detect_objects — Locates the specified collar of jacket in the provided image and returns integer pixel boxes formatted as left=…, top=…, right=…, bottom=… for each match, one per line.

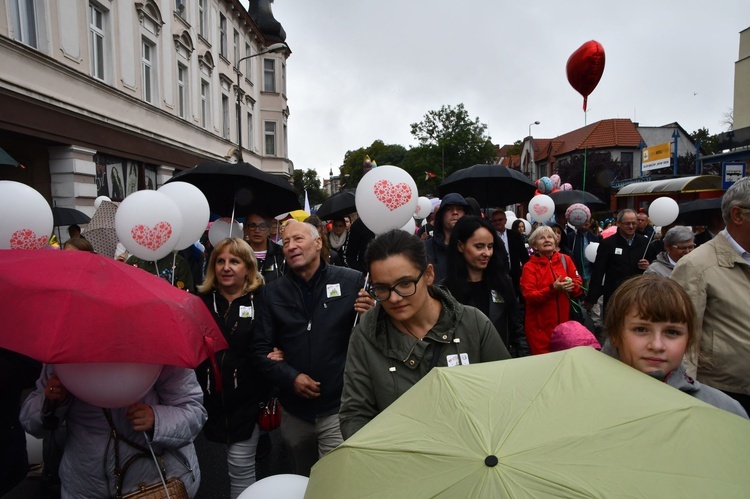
left=289, top=258, right=327, bottom=289
left=714, top=232, right=750, bottom=268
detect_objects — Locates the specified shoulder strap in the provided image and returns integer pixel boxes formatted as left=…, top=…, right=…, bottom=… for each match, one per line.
left=560, top=253, right=568, bottom=273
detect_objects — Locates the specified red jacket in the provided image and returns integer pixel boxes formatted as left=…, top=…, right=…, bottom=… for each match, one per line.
left=520, top=251, right=583, bottom=354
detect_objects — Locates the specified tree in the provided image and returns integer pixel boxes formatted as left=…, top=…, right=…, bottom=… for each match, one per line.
left=407, top=103, right=496, bottom=178
left=506, top=140, right=524, bottom=156
left=339, top=140, right=407, bottom=189
left=690, top=127, right=720, bottom=155
left=292, top=168, right=328, bottom=208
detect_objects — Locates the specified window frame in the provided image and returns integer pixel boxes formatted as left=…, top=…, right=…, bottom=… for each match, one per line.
left=177, top=63, right=188, bottom=119
left=222, top=93, right=230, bottom=139
left=11, top=0, right=38, bottom=48
left=200, top=80, right=210, bottom=129
left=141, top=39, right=156, bottom=104
left=264, top=121, right=276, bottom=156
left=263, top=58, right=276, bottom=93
left=219, top=13, right=227, bottom=58
left=89, top=3, right=106, bottom=81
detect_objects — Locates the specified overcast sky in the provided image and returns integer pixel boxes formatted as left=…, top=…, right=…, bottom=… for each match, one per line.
left=246, top=1, right=747, bottom=181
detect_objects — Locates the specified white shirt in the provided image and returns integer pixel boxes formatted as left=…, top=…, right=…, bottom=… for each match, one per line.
left=497, top=230, right=511, bottom=267
left=723, top=229, right=750, bottom=265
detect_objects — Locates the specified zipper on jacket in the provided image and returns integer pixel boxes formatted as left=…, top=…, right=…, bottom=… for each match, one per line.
left=206, top=368, right=211, bottom=395
left=233, top=369, right=238, bottom=389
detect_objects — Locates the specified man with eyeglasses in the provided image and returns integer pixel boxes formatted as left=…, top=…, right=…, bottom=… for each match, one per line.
left=672, top=177, right=750, bottom=414
left=583, top=209, right=649, bottom=314
left=644, top=226, right=695, bottom=277
left=252, top=221, right=373, bottom=476
left=243, top=212, right=286, bottom=283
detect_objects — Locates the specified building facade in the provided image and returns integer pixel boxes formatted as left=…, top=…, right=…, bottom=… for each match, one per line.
left=0, top=0, right=291, bottom=215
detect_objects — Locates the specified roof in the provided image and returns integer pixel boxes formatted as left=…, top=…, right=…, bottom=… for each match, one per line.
left=616, top=175, right=722, bottom=196
left=534, top=119, right=643, bottom=161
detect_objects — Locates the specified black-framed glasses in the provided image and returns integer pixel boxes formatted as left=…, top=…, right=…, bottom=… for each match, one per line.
left=247, top=223, right=268, bottom=231
left=368, top=268, right=426, bottom=302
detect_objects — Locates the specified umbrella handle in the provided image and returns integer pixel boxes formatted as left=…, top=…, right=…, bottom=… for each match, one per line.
left=352, top=272, right=369, bottom=329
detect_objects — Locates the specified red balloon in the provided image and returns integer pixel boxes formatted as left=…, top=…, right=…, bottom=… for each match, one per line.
left=566, top=40, right=605, bottom=111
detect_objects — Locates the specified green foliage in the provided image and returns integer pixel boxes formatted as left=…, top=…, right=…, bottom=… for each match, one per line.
left=506, top=140, right=524, bottom=156
left=690, top=127, right=720, bottom=156
left=292, top=168, right=329, bottom=207
left=339, top=140, right=408, bottom=189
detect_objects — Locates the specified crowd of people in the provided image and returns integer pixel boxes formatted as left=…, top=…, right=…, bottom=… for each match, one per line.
left=5, top=177, right=750, bottom=498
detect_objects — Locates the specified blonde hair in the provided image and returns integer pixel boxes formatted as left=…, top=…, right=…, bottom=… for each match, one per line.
left=605, top=274, right=697, bottom=355
left=198, top=237, right=264, bottom=294
left=528, top=225, right=555, bottom=248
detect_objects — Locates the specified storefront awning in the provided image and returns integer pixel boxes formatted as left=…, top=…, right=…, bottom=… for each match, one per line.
left=616, top=175, right=722, bottom=196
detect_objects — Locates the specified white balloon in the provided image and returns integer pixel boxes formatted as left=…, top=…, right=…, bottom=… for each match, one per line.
left=516, top=218, right=532, bottom=236
left=528, top=194, right=556, bottom=224
left=158, top=182, right=211, bottom=250
left=115, top=191, right=183, bottom=261
left=413, top=196, right=433, bottom=219
left=355, top=165, right=418, bottom=235
left=585, top=242, right=600, bottom=263
left=55, top=362, right=162, bottom=409
left=505, top=210, right=517, bottom=222
left=400, top=219, right=417, bottom=234
left=238, top=474, right=309, bottom=499
left=94, top=195, right=111, bottom=209
left=648, top=197, right=680, bottom=226
left=208, top=218, right=242, bottom=246
left=0, top=181, right=53, bottom=250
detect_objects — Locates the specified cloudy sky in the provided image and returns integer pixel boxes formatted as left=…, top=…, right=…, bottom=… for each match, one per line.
left=249, top=1, right=747, bottom=181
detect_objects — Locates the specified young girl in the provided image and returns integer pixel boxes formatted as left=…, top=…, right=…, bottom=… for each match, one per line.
left=605, top=274, right=748, bottom=418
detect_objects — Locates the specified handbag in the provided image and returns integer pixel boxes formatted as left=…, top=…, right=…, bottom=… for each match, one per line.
left=258, top=397, right=281, bottom=431
left=103, top=409, right=189, bottom=499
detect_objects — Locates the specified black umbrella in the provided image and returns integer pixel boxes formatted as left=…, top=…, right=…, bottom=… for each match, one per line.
left=549, top=190, right=608, bottom=213
left=438, top=164, right=536, bottom=207
left=52, top=207, right=91, bottom=227
left=316, top=191, right=356, bottom=220
left=167, top=161, right=300, bottom=217
left=677, top=197, right=723, bottom=225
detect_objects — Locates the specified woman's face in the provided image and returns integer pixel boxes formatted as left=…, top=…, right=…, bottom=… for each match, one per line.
left=516, top=222, right=525, bottom=234
left=214, top=248, right=248, bottom=292
left=458, top=227, right=494, bottom=275
left=616, top=308, right=689, bottom=376
left=533, top=231, right=557, bottom=256
left=369, top=254, right=433, bottom=323
left=552, top=227, right=563, bottom=244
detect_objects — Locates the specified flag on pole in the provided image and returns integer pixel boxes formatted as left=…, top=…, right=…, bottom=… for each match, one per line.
left=304, top=189, right=311, bottom=214
left=424, top=171, right=437, bottom=181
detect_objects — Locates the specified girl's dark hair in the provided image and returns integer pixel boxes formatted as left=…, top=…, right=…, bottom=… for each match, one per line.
left=444, top=216, right=511, bottom=305
left=365, top=229, right=427, bottom=271
left=511, top=219, right=525, bottom=233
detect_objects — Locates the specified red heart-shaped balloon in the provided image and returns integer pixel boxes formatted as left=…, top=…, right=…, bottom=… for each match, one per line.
left=566, top=40, right=605, bottom=111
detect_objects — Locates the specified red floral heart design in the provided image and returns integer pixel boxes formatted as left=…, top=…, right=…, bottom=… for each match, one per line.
left=373, top=180, right=412, bottom=212
left=131, top=222, right=173, bottom=251
left=533, top=204, right=549, bottom=216
left=10, top=229, right=48, bottom=249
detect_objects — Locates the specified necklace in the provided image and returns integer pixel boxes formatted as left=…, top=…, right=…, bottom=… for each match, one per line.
left=400, top=321, right=423, bottom=341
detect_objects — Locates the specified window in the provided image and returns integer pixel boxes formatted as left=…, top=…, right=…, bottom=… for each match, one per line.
left=177, top=64, right=187, bottom=119
left=219, top=14, right=227, bottom=58
left=245, top=43, right=252, bottom=78
left=247, top=112, right=254, bottom=150
left=89, top=4, right=105, bottom=80
left=233, top=29, right=240, bottom=66
left=281, top=62, right=287, bottom=95
left=11, top=0, right=38, bottom=48
left=198, top=0, right=206, bottom=37
left=222, top=94, right=230, bottom=139
left=142, top=40, right=156, bottom=104
left=283, top=124, right=288, bottom=157
left=264, top=121, right=276, bottom=156
left=621, top=152, right=634, bottom=170
left=175, top=0, right=185, bottom=16
left=200, top=80, right=210, bottom=128
left=263, top=59, right=275, bottom=92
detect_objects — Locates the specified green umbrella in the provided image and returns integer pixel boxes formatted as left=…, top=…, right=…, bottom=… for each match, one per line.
left=306, top=348, right=750, bottom=498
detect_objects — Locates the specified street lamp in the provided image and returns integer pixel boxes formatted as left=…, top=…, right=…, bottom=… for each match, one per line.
left=528, top=120, right=540, bottom=138
left=235, top=42, right=287, bottom=162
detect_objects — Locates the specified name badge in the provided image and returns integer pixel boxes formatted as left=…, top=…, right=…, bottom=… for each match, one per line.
left=491, top=290, right=503, bottom=304
left=326, top=283, right=341, bottom=298
left=239, top=305, right=253, bottom=319
left=446, top=353, right=470, bottom=367
left=615, top=248, right=623, bottom=255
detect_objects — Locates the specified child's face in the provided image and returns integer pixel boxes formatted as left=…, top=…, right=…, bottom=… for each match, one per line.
left=617, top=308, right=689, bottom=376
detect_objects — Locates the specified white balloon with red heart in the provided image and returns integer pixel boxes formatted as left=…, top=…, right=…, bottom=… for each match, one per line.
left=158, top=182, right=211, bottom=250
left=55, top=362, right=162, bottom=408
left=0, top=181, right=53, bottom=250
left=208, top=217, right=242, bottom=246
left=355, top=165, right=418, bottom=235
left=115, top=190, right=183, bottom=261
left=413, top=196, right=433, bottom=220
left=528, top=194, right=555, bottom=223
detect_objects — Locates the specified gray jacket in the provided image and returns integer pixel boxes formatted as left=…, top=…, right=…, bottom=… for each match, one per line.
left=644, top=251, right=675, bottom=277
left=658, top=363, right=748, bottom=419
left=339, top=286, right=510, bottom=439
left=21, top=365, right=206, bottom=498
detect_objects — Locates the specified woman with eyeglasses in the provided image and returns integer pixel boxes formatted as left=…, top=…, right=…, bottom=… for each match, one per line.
left=339, top=229, right=510, bottom=439
left=644, top=226, right=695, bottom=277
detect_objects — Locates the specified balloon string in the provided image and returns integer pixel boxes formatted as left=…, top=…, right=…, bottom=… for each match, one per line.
left=153, top=260, right=160, bottom=277
left=144, top=432, right=172, bottom=499
left=353, top=272, right=369, bottom=329
left=229, top=202, right=236, bottom=239
left=582, top=110, right=588, bottom=193
left=171, top=251, right=177, bottom=287
left=642, top=231, right=655, bottom=260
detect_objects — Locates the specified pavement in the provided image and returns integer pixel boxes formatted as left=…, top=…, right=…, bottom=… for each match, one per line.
left=4, top=429, right=294, bottom=499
